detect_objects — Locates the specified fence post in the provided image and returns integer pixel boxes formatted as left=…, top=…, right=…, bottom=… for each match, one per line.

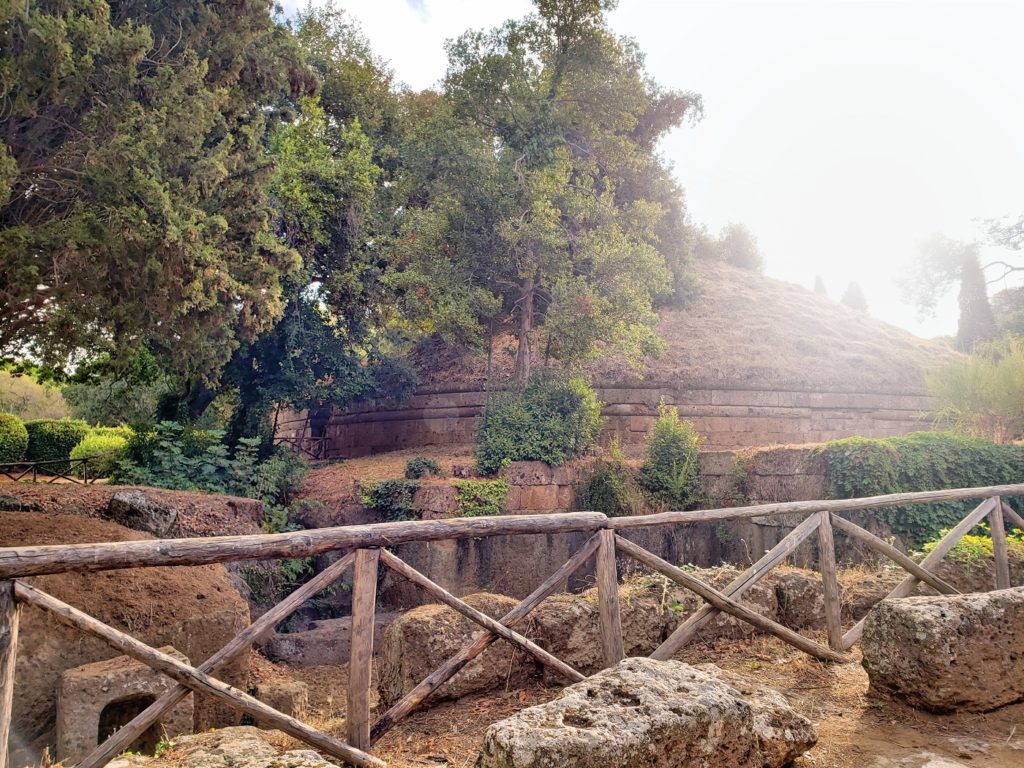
left=596, top=529, right=624, bottom=667
left=348, top=548, right=380, bottom=752
left=0, top=581, right=19, bottom=768
left=990, top=497, right=1010, bottom=590
left=816, top=511, right=844, bottom=650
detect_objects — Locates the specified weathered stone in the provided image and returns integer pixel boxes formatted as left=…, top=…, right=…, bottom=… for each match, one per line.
left=412, top=484, right=459, bottom=519
left=107, top=727, right=335, bottom=768
left=108, top=490, right=178, bottom=537
left=661, top=567, right=779, bottom=642
left=377, top=593, right=538, bottom=706
left=259, top=613, right=398, bottom=668
left=862, top=587, right=1024, bottom=712
left=477, top=658, right=816, bottom=768
left=501, top=461, right=552, bottom=486
left=772, top=568, right=826, bottom=630
left=57, top=648, right=194, bottom=765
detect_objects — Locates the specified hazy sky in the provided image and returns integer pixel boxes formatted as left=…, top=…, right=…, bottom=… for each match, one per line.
left=284, top=0, right=1024, bottom=339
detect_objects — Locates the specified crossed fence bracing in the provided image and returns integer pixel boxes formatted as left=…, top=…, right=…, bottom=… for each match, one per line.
left=0, top=456, right=101, bottom=485
left=0, top=484, right=1022, bottom=768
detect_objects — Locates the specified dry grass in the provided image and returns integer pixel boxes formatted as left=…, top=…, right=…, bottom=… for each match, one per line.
left=416, top=259, right=958, bottom=393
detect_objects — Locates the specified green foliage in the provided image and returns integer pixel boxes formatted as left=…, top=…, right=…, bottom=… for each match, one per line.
left=0, top=0, right=308, bottom=381
left=113, top=422, right=307, bottom=505
left=453, top=479, right=508, bottom=517
left=360, top=479, right=421, bottom=521
left=578, top=442, right=647, bottom=517
left=61, top=350, right=166, bottom=427
left=70, top=432, right=129, bottom=478
left=992, top=286, right=1024, bottom=337
left=692, top=223, right=763, bottom=272
left=922, top=525, right=1024, bottom=569
left=0, top=370, right=68, bottom=420
left=24, top=418, right=89, bottom=471
left=817, top=432, right=1024, bottom=547
left=640, top=403, right=702, bottom=509
left=474, top=373, right=604, bottom=475
left=927, top=335, right=1024, bottom=442
left=405, top=457, right=442, bottom=479
left=0, top=413, right=28, bottom=463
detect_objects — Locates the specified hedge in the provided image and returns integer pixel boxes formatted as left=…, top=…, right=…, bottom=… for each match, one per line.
left=70, top=431, right=130, bottom=478
left=24, top=418, right=89, bottom=472
left=0, top=413, right=28, bottom=463
left=816, top=431, right=1024, bottom=547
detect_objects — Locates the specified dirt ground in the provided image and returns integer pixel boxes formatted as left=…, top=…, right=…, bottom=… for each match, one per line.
left=250, top=632, right=1024, bottom=768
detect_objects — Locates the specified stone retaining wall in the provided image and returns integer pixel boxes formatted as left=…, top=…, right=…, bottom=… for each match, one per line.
left=295, top=382, right=934, bottom=459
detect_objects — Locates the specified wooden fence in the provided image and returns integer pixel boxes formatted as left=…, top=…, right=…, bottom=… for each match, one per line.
left=0, top=456, right=101, bottom=485
left=1, top=483, right=1023, bottom=768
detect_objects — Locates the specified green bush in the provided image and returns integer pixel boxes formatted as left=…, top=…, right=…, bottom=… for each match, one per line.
left=0, top=413, right=28, bottom=463
left=453, top=479, right=508, bottom=517
left=405, top=456, right=442, bottom=479
left=360, top=479, right=421, bottom=521
left=816, top=431, right=1024, bottom=547
left=578, top=441, right=647, bottom=517
left=24, top=418, right=89, bottom=471
left=70, top=431, right=129, bottom=478
left=474, top=372, right=604, bottom=475
left=639, top=403, right=701, bottom=509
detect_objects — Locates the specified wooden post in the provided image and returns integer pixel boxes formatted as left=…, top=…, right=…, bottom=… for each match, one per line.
left=15, top=581, right=385, bottom=768
left=347, top=549, right=380, bottom=753
left=990, top=497, right=1011, bottom=590
left=371, top=532, right=601, bottom=744
left=652, top=512, right=821, bottom=661
left=76, top=552, right=357, bottom=768
left=615, top=535, right=849, bottom=663
left=1002, top=500, right=1024, bottom=530
left=596, top=529, right=624, bottom=667
left=816, top=511, right=844, bottom=650
left=841, top=496, right=998, bottom=649
left=0, top=581, right=19, bottom=768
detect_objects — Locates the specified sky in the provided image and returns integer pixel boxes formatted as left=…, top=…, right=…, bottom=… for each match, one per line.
left=282, top=0, right=1024, bottom=339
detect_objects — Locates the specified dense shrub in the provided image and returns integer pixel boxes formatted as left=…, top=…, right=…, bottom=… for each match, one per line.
left=24, top=418, right=89, bottom=471
left=70, top=432, right=129, bottom=478
left=817, top=431, right=1024, bottom=547
left=405, top=456, right=442, bottom=479
left=453, top=479, right=508, bottom=517
left=578, top=441, right=647, bottom=517
left=359, top=479, right=421, bottom=521
left=0, top=413, right=28, bottom=463
left=640, top=403, right=701, bottom=509
left=113, top=421, right=307, bottom=505
left=474, top=372, right=604, bottom=475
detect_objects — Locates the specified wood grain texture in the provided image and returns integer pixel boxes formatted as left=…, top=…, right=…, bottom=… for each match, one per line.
left=614, top=535, right=850, bottom=664
left=348, top=549, right=380, bottom=751
left=378, top=549, right=584, bottom=683
left=77, top=552, right=357, bottom=768
left=817, top=511, right=844, bottom=650
left=828, top=515, right=958, bottom=596
left=0, top=582, right=18, bottom=768
left=841, top=496, right=998, bottom=650
left=15, top=581, right=385, bottom=768
left=371, top=533, right=601, bottom=743
left=651, top=512, right=821, bottom=661
left=990, top=498, right=1011, bottom=590
left=595, top=529, right=624, bottom=667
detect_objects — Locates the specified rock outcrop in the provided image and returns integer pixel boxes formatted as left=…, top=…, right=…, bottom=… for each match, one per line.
left=108, top=727, right=334, bottom=768
left=377, top=593, right=536, bottom=707
left=477, top=658, right=816, bottom=768
left=108, top=490, right=178, bottom=537
left=861, top=587, right=1024, bottom=712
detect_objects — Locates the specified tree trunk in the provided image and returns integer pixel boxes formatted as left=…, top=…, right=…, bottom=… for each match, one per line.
left=957, top=253, right=997, bottom=351
left=513, top=278, right=535, bottom=387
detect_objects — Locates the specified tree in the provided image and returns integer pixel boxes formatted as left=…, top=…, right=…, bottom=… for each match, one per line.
left=717, top=223, right=763, bottom=271
left=841, top=282, right=868, bottom=313
left=400, top=0, right=701, bottom=385
left=992, top=286, right=1024, bottom=337
left=0, top=1, right=310, bottom=382
left=903, top=235, right=996, bottom=351
left=813, top=275, right=828, bottom=296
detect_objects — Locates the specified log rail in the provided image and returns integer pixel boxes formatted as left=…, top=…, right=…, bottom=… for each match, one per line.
left=0, top=483, right=1021, bottom=768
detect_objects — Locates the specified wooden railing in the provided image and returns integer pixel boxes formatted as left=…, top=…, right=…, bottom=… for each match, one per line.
left=0, top=484, right=1022, bottom=768
left=0, top=456, right=101, bottom=485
